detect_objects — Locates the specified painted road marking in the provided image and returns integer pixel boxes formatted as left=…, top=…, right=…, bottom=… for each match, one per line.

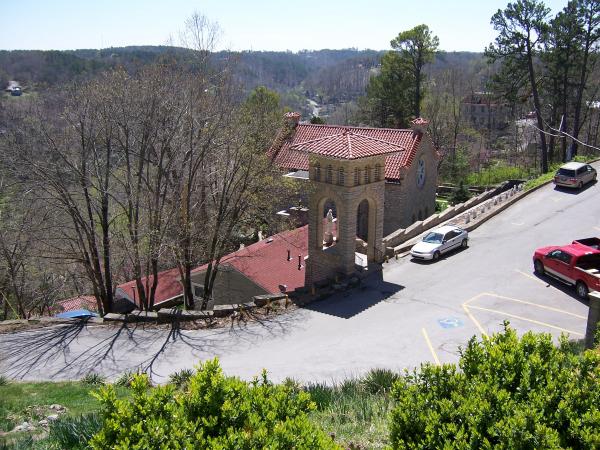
left=594, top=226, right=600, bottom=233
left=467, top=305, right=583, bottom=336
left=438, top=317, right=464, bottom=329
left=422, top=328, right=441, bottom=366
left=461, top=293, right=489, bottom=337
left=511, top=221, right=525, bottom=226
left=550, top=196, right=563, bottom=202
left=515, top=269, right=548, bottom=287
left=480, top=292, right=586, bottom=319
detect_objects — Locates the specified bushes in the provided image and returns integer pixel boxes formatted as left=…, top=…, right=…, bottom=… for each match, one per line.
left=90, top=359, right=339, bottom=449
left=389, top=323, right=600, bottom=449
left=449, top=181, right=470, bottom=205
left=465, top=163, right=530, bottom=186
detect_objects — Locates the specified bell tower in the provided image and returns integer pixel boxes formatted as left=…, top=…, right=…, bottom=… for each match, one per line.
left=306, top=151, right=386, bottom=287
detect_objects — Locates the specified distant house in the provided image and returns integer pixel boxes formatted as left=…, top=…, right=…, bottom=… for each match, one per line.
left=461, top=92, right=510, bottom=130
left=5, top=81, right=22, bottom=96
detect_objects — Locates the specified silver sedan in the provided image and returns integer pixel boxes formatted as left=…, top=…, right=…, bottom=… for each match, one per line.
left=410, top=225, right=469, bottom=261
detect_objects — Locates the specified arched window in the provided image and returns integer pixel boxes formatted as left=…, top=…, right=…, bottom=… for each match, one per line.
left=375, top=164, right=382, bottom=181
left=326, top=165, right=333, bottom=183
left=314, top=163, right=321, bottom=181
left=356, top=168, right=362, bottom=185
left=337, top=167, right=345, bottom=185
left=365, top=166, right=372, bottom=184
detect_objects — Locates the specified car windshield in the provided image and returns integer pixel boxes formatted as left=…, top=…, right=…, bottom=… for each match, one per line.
left=557, top=168, right=576, bottom=177
left=423, top=232, right=443, bottom=244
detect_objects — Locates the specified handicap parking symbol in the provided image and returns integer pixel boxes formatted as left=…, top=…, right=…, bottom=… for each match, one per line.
left=437, top=317, right=464, bottom=329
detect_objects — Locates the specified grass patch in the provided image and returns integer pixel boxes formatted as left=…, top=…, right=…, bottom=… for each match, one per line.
left=465, top=162, right=531, bottom=186
left=0, top=381, right=129, bottom=433
left=305, top=371, right=399, bottom=449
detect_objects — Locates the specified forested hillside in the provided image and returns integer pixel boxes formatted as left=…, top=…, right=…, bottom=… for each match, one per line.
left=0, top=46, right=484, bottom=118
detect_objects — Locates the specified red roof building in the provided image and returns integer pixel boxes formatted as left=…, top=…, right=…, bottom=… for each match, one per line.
left=115, top=267, right=184, bottom=309
left=55, top=295, right=98, bottom=313
left=268, top=115, right=440, bottom=235
left=113, top=226, right=311, bottom=310
left=190, top=226, right=310, bottom=306
left=268, top=121, right=427, bottom=182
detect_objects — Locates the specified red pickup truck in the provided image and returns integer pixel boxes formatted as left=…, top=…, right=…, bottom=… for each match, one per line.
left=533, top=238, right=600, bottom=298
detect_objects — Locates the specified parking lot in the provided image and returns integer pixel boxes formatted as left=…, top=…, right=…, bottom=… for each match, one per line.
left=1, top=166, right=598, bottom=383
left=383, top=176, right=598, bottom=367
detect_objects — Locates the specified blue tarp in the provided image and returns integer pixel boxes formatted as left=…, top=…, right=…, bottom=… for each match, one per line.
left=55, top=309, right=98, bottom=319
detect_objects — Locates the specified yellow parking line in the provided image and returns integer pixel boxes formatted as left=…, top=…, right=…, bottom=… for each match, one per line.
left=467, top=305, right=583, bottom=336
left=421, top=328, right=441, bottom=366
left=463, top=292, right=488, bottom=306
left=462, top=304, right=488, bottom=337
left=482, top=292, right=586, bottom=319
left=515, top=269, right=548, bottom=287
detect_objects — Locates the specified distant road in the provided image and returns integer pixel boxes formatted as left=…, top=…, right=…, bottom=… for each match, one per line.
left=1, top=161, right=599, bottom=383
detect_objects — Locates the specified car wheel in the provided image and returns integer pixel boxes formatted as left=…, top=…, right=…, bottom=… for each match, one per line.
left=534, top=259, right=544, bottom=275
left=433, top=251, right=440, bottom=261
left=461, top=239, right=468, bottom=249
left=576, top=281, right=589, bottom=299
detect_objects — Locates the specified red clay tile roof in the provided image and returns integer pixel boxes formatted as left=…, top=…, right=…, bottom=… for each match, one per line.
left=192, top=226, right=309, bottom=294
left=116, top=267, right=182, bottom=307
left=292, top=130, right=405, bottom=160
left=56, top=295, right=98, bottom=313
left=268, top=122, right=425, bottom=181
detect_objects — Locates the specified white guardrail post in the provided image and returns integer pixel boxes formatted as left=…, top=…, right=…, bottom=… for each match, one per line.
left=585, top=291, right=600, bottom=349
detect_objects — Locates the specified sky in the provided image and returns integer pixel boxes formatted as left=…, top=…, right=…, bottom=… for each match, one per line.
left=1, top=0, right=571, bottom=53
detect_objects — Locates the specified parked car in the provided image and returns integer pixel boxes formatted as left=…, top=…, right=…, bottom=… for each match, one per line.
left=553, top=162, right=597, bottom=189
left=533, top=239, right=600, bottom=298
left=410, top=225, right=468, bottom=261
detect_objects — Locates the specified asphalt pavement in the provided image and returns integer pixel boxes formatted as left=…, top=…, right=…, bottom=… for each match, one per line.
left=1, top=162, right=599, bottom=383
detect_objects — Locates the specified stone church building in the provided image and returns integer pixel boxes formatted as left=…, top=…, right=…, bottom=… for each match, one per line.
left=268, top=113, right=440, bottom=237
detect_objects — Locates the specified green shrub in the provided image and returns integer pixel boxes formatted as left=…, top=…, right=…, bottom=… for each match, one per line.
left=168, top=368, right=194, bottom=389
left=0, top=376, right=8, bottom=387
left=449, top=181, right=470, bottom=205
left=81, top=372, right=106, bottom=386
left=90, top=359, right=339, bottom=449
left=465, top=163, right=529, bottom=186
left=49, top=413, right=102, bottom=450
left=389, top=323, right=600, bottom=449
left=361, top=368, right=400, bottom=395
left=112, top=370, right=136, bottom=388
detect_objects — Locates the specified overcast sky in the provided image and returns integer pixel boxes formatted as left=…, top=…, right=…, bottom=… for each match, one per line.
left=1, top=0, right=570, bottom=52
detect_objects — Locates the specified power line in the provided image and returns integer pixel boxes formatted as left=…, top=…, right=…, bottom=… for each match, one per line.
left=525, top=117, right=600, bottom=153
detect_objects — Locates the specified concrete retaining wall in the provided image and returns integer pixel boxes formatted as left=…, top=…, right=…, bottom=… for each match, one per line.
left=382, top=187, right=499, bottom=250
